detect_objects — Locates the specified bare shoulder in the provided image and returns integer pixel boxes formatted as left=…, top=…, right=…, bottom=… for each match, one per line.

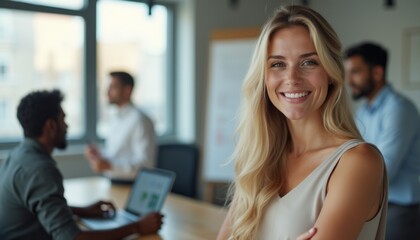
left=334, top=142, right=385, bottom=183
left=342, top=143, right=384, bottom=169
left=314, top=144, right=386, bottom=239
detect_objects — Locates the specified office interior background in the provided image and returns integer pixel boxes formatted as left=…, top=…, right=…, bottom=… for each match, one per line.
left=0, top=0, right=419, bottom=202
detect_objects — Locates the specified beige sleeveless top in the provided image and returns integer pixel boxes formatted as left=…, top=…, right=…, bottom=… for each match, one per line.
left=256, top=140, right=387, bottom=240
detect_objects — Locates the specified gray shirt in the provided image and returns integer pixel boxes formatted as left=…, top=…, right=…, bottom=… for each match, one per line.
left=0, top=138, right=81, bottom=240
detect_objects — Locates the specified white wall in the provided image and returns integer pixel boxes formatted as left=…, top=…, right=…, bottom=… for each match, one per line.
left=192, top=0, right=297, bottom=145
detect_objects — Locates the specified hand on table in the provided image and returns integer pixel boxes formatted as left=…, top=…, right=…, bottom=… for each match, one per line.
left=85, top=200, right=116, bottom=218
left=135, top=212, right=164, bottom=235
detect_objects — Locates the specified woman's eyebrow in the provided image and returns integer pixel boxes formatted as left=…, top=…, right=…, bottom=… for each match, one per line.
left=267, top=52, right=318, bottom=60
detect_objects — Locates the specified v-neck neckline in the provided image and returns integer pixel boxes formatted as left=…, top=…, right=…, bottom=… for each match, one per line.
left=278, top=139, right=358, bottom=199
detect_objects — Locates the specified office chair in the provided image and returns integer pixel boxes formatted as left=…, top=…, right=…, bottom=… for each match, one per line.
left=156, top=143, right=199, bottom=198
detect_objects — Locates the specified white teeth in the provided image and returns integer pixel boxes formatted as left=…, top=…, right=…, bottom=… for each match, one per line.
left=284, top=92, right=308, bottom=99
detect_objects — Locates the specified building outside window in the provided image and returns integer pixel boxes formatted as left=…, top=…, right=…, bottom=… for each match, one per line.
left=97, top=0, right=169, bottom=137
left=0, top=0, right=174, bottom=146
left=0, top=9, right=84, bottom=139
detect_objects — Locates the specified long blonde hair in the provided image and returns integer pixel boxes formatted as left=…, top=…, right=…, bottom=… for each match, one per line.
left=229, top=5, right=361, bottom=239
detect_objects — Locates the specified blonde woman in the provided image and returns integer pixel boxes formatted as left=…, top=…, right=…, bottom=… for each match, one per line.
left=217, top=5, right=387, bottom=240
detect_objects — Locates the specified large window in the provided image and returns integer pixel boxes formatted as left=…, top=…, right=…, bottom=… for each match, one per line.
left=0, top=9, right=84, bottom=139
left=0, top=0, right=174, bottom=146
left=97, top=0, right=169, bottom=136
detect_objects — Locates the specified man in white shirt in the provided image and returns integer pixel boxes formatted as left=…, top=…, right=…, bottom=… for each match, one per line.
left=85, top=71, right=156, bottom=183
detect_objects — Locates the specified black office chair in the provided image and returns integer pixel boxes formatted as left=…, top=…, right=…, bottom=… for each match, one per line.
left=156, top=143, right=199, bottom=198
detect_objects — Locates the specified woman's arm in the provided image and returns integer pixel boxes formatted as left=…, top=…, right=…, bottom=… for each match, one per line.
left=311, top=143, right=385, bottom=240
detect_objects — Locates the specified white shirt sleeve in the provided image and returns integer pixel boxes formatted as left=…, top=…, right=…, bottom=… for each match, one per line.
left=103, top=106, right=156, bottom=180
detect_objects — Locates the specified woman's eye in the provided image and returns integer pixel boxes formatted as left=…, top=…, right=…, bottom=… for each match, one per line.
left=271, top=62, right=285, bottom=68
left=302, top=60, right=317, bottom=66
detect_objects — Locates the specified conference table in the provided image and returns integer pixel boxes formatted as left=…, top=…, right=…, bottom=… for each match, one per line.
left=63, top=177, right=227, bottom=240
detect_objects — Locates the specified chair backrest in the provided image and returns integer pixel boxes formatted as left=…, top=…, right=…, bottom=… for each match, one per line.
left=156, top=143, right=199, bottom=198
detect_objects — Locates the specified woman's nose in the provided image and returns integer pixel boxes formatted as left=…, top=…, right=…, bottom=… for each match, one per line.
left=285, top=66, right=302, bottom=86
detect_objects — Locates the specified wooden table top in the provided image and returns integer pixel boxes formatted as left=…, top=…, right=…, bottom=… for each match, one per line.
left=64, top=177, right=227, bottom=240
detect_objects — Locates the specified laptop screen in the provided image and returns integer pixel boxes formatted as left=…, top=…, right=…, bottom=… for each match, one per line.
left=125, top=168, right=175, bottom=216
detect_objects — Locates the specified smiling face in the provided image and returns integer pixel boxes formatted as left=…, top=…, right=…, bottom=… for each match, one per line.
left=265, top=25, right=330, bottom=121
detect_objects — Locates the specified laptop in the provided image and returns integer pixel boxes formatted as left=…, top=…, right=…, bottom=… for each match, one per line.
left=80, top=167, right=176, bottom=230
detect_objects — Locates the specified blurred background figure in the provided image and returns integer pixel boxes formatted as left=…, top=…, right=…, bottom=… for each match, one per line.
left=0, top=89, right=162, bottom=239
left=85, top=71, right=156, bottom=184
left=344, top=42, right=420, bottom=240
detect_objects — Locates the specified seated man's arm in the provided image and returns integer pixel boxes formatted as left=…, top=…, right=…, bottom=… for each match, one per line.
left=19, top=167, right=81, bottom=240
left=70, top=200, right=116, bottom=218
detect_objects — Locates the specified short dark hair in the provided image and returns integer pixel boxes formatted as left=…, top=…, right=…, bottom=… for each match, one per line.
left=17, top=89, right=64, bottom=138
left=344, top=42, right=388, bottom=71
left=110, top=71, right=135, bottom=88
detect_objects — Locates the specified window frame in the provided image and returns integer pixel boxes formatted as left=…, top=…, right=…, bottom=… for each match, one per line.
left=0, top=0, right=176, bottom=150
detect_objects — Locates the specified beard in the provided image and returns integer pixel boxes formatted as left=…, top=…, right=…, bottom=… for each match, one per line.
left=350, top=75, right=375, bottom=100
left=55, top=132, right=67, bottom=150
left=108, top=98, right=118, bottom=105
left=56, top=140, right=67, bottom=149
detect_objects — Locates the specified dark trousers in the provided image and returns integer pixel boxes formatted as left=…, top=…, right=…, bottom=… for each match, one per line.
left=385, top=202, right=420, bottom=240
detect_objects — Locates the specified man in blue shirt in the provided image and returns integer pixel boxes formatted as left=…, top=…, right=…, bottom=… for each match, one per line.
left=344, top=42, right=420, bottom=239
left=0, top=90, right=163, bottom=240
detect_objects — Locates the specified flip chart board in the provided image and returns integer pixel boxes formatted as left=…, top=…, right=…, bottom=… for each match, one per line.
left=203, top=29, right=260, bottom=182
